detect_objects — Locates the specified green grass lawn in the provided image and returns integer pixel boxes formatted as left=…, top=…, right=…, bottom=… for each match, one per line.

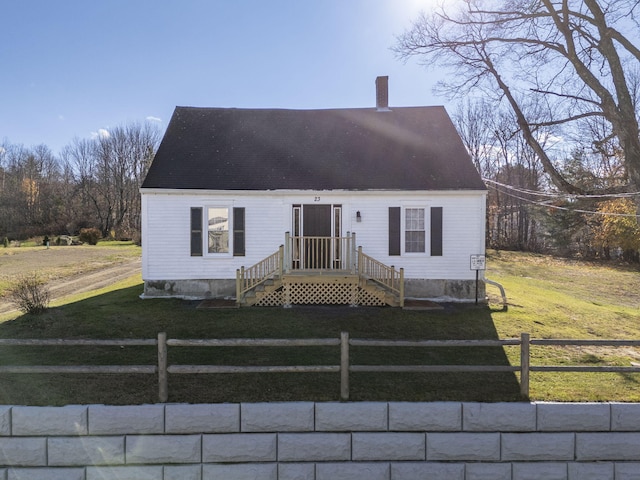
left=485, top=250, right=640, bottom=402
left=0, top=249, right=639, bottom=405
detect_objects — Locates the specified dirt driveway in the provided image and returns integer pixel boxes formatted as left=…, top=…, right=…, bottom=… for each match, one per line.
left=0, top=245, right=141, bottom=315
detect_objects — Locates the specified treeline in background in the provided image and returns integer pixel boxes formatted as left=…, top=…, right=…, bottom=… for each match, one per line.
left=0, top=123, right=159, bottom=245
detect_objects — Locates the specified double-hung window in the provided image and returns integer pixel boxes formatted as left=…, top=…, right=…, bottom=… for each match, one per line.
left=207, top=207, right=230, bottom=254
left=190, top=206, right=245, bottom=257
left=405, top=208, right=425, bottom=253
left=388, top=206, right=443, bottom=256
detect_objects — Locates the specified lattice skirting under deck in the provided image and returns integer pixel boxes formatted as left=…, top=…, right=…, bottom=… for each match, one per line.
left=284, top=281, right=359, bottom=305
left=253, top=281, right=389, bottom=306
left=254, top=289, right=284, bottom=307
left=357, top=286, right=387, bottom=307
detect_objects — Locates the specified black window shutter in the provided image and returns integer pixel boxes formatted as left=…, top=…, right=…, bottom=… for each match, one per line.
left=431, top=207, right=443, bottom=256
left=389, top=207, right=401, bottom=256
left=190, top=207, right=203, bottom=256
left=233, top=207, right=245, bottom=256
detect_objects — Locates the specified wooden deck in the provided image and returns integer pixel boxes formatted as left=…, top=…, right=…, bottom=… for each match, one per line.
left=236, top=234, right=404, bottom=307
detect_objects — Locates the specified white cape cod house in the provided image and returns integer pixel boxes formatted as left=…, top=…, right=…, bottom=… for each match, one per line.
left=140, top=77, right=487, bottom=306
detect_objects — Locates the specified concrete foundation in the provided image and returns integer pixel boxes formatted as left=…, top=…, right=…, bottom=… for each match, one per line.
left=404, top=279, right=485, bottom=303
left=142, top=278, right=486, bottom=303
left=142, top=279, right=236, bottom=300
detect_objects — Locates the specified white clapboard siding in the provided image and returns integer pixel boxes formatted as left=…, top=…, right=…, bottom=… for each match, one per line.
left=142, top=189, right=486, bottom=281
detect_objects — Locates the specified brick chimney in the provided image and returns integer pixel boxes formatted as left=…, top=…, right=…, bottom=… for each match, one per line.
left=375, top=76, right=390, bottom=111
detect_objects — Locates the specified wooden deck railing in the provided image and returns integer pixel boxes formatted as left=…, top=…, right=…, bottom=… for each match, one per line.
left=235, top=245, right=283, bottom=305
left=238, top=234, right=404, bottom=306
left=357, top=247, right=404, bottom=307
left=284, top=233, right=356, bottom=272
left=3, top=333, right=640, bottom=402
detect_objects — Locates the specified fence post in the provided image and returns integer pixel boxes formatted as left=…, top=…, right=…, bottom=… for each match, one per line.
left=520, top=332, right=530, bottom=398
left=399, top=268, right=405, bottom=308
left=158, top=332, right=168, bottom=403
left=340, top=331, right=350, bottom=401
left=235, top=269, right=241, bottom=307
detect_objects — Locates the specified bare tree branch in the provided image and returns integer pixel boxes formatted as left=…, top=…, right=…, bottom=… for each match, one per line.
left=394, top=0, right=640, bottom=200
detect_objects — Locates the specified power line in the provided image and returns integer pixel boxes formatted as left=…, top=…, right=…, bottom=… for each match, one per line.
left=483, top=179, right=640, bottom=218
left=482, top=178, right=640, bottom=199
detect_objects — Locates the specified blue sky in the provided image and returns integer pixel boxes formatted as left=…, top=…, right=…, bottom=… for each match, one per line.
left=1, top=0, right=448, bottom=155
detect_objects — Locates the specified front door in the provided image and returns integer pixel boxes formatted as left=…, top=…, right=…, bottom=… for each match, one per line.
left=302, top=205, right=331, bottom=269
left=303, top=205, right=332, bottom=237
left=292, top=204, right=342, bottom=269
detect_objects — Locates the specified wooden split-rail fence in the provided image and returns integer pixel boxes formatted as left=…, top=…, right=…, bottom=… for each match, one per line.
left=1, top=333, right=640, bottom=402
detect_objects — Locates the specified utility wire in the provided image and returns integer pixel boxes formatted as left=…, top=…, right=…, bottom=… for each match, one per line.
left=484, top=179, right=640, bottom=218
left=482, top=178, right=640, bottom=199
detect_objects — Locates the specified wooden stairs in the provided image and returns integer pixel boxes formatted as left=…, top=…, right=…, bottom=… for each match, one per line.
left=236, top=237, right=404, bottom=308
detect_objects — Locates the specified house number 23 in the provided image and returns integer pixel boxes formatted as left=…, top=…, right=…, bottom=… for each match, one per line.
left=314, top=196, right=321, bottom=202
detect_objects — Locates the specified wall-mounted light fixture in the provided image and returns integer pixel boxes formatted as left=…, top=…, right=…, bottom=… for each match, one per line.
left=356, top=211, right=362, bottom=222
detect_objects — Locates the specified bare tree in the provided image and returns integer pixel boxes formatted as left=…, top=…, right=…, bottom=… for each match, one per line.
left=0, top=140, right=7, bottom=193
left=394, top=0, right=640, bottom=198
left=454, top=100, right=546, bottom=250
left=453, top=99, right=498, bottom=178
left=60, top=138, right=102, bottom=234
left=63, top=122, right=159, bottom=239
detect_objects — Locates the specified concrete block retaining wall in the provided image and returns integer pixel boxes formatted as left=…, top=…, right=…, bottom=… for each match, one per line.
left=1, top=402, right=640, bottom=479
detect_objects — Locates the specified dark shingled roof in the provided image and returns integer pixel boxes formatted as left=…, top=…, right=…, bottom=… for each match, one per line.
left=141, top=106, right=486, bottom=191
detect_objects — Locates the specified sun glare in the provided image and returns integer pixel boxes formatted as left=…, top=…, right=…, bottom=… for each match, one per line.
left=391, top=0, right=447, bottom=22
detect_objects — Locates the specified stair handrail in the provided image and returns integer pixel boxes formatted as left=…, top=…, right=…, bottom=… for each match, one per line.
left=357, top=246, right=404, bottom=307
left=236, top=245, right=284, bottom=304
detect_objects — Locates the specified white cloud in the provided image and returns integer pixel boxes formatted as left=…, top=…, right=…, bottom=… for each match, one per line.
left=91, top=128, right=111, bottom=139
left=58, top=114, right=65, bottom=121
left=146, top=116, right=162, bottom=123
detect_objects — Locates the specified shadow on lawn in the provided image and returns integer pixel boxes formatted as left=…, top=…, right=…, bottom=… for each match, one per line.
left=0, top=287, right=524, bottom=405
